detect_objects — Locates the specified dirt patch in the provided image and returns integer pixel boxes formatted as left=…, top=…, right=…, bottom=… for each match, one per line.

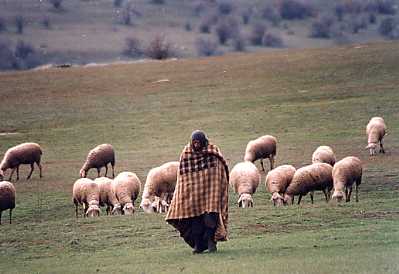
left=0, top=132, right=20, bottom=136
left=352, top=211, right=399, bottom=220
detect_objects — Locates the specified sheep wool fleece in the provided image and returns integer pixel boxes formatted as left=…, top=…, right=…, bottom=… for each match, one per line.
left=166, top=143, right=229, bottom=244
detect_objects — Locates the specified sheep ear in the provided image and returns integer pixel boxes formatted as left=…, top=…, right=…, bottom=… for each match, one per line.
left=364, top=145, right=370, bottom=150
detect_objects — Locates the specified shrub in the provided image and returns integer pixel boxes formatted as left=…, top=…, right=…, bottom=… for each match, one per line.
left=310, top=16, right=336, bottom=38
left=15, top=15, right=25, bottom=34
left=184, top=22, right=192, bottom=31
left=250, top=23, right=267, bottom=46
left=350, top=16, right=368, bottom=34
left=113, top=0, right=124, bottom=8
left=49, top=0, right=63, bottom=11
left=41, top=16, right=51, bottom=29
left=369, top=13, right=377, bottom=24
left=262, top=33, right=283, bottom=47
left=196, top=38, right=218, bottom=56
left=232, top=35, right=246, bottom=52
left=217, top=1, right=234, bottom=15
left=0, top=18, right=6, bottom=32
left=366, top=0, right=396, bottom=15
left=150, top=0, right=165, bottom=4
left=123, top=37, right=143, bottom=58
left=241, top=7, right=253, bottom=25
left=278, top=0, right=314, bottom=20
left=0, top=41, right=17, bottom=70
left=14, top=40, right=43, bottom=69
left=261, top=6, right=281, bottom=26
left=214, top=17, right=238, bottom=45
left=145, top=35, right=174, bottom=60
left=199, top=17, right=213, bottom=33
left=379, top=17, right=399, bottom=38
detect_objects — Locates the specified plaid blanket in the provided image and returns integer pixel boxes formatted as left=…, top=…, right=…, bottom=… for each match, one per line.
left=166, top=143, right=229, bottom=242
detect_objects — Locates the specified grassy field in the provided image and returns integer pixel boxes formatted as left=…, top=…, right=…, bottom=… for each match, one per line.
left=0, top=41, right=399, bottom=273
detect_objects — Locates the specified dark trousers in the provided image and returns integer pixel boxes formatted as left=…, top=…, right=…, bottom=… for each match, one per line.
left=191, top=212, right=218, bottom=251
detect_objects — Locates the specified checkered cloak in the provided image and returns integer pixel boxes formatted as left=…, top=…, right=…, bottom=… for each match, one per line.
left=166, top=143, right=229, bottom=243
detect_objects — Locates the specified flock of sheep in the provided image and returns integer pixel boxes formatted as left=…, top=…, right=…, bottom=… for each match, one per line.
left=0, top=116, right=388, bottom=223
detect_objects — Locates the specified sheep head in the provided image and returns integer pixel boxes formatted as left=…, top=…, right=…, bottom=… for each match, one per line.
left=157, top=199, right=169, bottom=213
left=283, top=193, right=294, bottom=205
left=0, top=169, right=4, bottom=181
left=123, top=203, right=135, bottom=215
left=86, top=205, right=100, bottom=217
left=271, top=192, right=284, bottom=207
left=140, top=198, right=157, bottom=213
left=365, top=143, right=377, bottom=156
left=111, top=204, right=122, bottom=215
left=238, top=193, right=253, bottom=208
left=79, top=168, right=87, bottom=178
left=332, top=190, right=345, bottom=202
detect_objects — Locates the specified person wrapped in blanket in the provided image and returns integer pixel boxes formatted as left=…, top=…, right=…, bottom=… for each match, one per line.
left=166, top=130, right=229, bottom=254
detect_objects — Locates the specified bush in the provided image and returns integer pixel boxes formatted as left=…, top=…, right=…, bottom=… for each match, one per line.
left=261, top=6, right=281, bottom=26
left=15, top=15, right=25, bottom=34
left=241, top=7, right=253, bottom=25
left=379, top=17, right=399, bottom=39
left=310, top=16, right=336, bottom=38
left=0, top=18, right=6, bottom=32
left=0, top=41, right=17, bottom=70
left=262, top=33, right=283, bottom=47
left=123, top=37, right=143, bottom=58
left=217, top=1, right=234, bottom=15
left=366, top=0, right=396, bottom=15
left=232, top=35, right=246, bottom=52
left=199, top=16, right=214, bottom=33
left=49, top=0, right=63, bottom=11
left=350, top=16, right=368, bottom=34
left=41, top=16, right=51, bottom=29
left=250, top=23, right=267, bottom=46
left=196, top=38, right=218, bottom=56
left=150, top=0, right=165, bottom=4
left=14, top=40, right=43, bottom=69
left=279, top=0, right=314, bottom=20
left=214, top=17, right=238, bottom=45
left=184, top=22, right=192, bottom=31
left=113, top=0, right=124, bottom=8
left=145, top=35, right=175, bottom=60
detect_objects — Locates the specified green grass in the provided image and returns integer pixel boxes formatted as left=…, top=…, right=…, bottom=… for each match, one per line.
left=1, top=42, right=399, bottom=273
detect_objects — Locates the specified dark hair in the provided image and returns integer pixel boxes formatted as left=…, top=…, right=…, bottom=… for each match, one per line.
left=191, top=130, right=209, bottom=149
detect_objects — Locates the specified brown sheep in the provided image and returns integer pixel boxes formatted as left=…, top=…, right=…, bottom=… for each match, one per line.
left=332, top=156, right=362, bottom=202
left=0, top=181, right=16, bottom=224
left=111, top=172, right=141, bottom=215
left=80, top=144, right=115, bottom=178
left=244, top=135, right=277, bottom=172
left=72, top=178, right=101, bottom=218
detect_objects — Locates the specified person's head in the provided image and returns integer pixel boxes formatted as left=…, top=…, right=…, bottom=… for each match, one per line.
left=190, top=130, right=209, bottom=151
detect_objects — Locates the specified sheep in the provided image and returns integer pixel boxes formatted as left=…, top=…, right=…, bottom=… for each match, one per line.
left=283, top=163, right=333, bottom=205
left=140, top=161, right=178, bottom=213
left=94, top=177, right=122, bottom=215
left=111, top=171, right=141, bottom=215
left=366, top=117, right=387, bottom=156
left=265, top=164, right=296, bottom=207
left=244, top=135, right=277, bottom=172
left=0, top=181, right=16, bottom=225
left=72, top=178, right=101, bottom=218
left=332, top=156, right=362, bottom=203
left=79, top=144, right=115, bottom=178
left=229, top=161, right=261, bottom=208
left=0, top=142, right=42, bottom=181
left=312, top=145, right=336, bottom=166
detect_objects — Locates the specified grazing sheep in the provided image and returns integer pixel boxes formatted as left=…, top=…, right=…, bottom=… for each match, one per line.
left=312, top=145, right=336, bottom=166
left=332, top=156, right=362, bottom=203
left=94, top=177, right=122, bottom=215
left=0, top=142, right=42, bottom=181
left=80, top=144, right=115, bottom=178
left=229, top=162, right=261, bottom=208
left=72, top=178, right=101, bottom=218
left=244, top=135, right=277, bottom=171
left=265, top=165, right=296, bottom=207
left=140, top=161, right=178, bottom=213
left=284, top=163, right=333, bottom=205
left=111, top=172, right=141, bottom=215
left=0, top=181, right=16, bottom=225
left=366, top=117, right=387, bottom=156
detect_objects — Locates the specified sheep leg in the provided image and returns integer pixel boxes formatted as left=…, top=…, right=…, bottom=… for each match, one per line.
left=75, top=205, right=79, bottom=218
left=9, top=209, right=12, bottom=224
left=310, top=192, right=314, bottom=204
left=297, top=195, right=302, bottom=205
left=0, top=211, right=2, bottom=225
left=16, top=166, right=20, bottom=181
left=355, top=183, right=359, bottom=202
left=8, top=168, right=16, bottom=181
left=27, top=163, right=34, bottom=180
left=37, top=161, right=42, bottom=178
left=260, top=159, right=265, bottom=172
left=347, top=187, right=353, bottom=202
left=269, top=155, right=275, bottom=170
left=104, top=164, right=109, bottom=177
left=111, top=164, right=115, bottom=178
left=97, top=168, right=101, bottom=178
left=322, top=189, right=329, bottom=202
left=380, top=140, right=385, bottom=153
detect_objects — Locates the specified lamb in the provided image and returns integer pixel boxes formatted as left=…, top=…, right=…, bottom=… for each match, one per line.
left=244, top=135, right=277, bottom=171
left=72, top=178, right=101, bottom=218
left=283, top=163, right=333, bottom=205
left=312, top=145, right=336, bottom=166
left=0, top=142, right=43, bottom=181
left=229, top=161, right=261, bottom=208
left=94, top=177, right=122, bottom=215
left=265, top=165, right=296, bottom=207
left=0, top=181, right=16, bottom=225
left=366, top=117, right=387, bottom=156
left=80, top=144, right=115, bottom=178
left=111, top=171, right=141, bottom=215
left=332, top=156, right=362, bottom=203
left=140, top=161, right=179, bottom=213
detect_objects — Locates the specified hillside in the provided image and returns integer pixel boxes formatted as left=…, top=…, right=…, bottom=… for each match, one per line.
left=1, top=0, right=399, bottom=70
left=0, top=42, right=399, bottom=273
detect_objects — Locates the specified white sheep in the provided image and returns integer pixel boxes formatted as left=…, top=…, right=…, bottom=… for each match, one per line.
left=0, top=181, right=16, bottom=225
left=366, top=117, right=387, bottom=156
left=229, top=161, right=261, bottom=208
left=94, top=177, right=122, bottom=215
left=244, top=135, right=277, bottom=172
left=265, top=164, right=296, bottom=206
left=0, top=142, right=43, bottom=181
left=140, top=161, right=178, bottom=213
left=283, top=163, right=333, bottom=205
left=72, top=178, right=101, bottom=218
left=111, top=171, right=141, bottom=215
left=80, top=144, right=115, bottom=178
left=332, top=156, right=362, bottom=203
left=312, top=145, right=336, bottom=166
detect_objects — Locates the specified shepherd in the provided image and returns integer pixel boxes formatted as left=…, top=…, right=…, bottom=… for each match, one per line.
left=166, top=130, right=229, bottom=254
